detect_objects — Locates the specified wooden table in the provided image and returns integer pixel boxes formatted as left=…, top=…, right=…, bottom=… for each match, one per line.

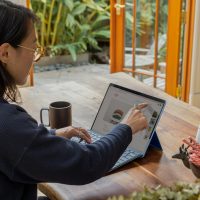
left=20, top=72, right=200, bottom=200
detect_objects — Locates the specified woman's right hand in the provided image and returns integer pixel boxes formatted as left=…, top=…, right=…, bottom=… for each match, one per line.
left=121, top=103, right=148, bottom=134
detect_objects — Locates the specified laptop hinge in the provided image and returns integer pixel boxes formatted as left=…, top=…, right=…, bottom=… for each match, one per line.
left=149, top=131, right=162, bottom=151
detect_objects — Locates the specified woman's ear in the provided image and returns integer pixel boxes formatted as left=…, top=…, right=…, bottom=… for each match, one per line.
left=0, top=43, right=10, bottom=64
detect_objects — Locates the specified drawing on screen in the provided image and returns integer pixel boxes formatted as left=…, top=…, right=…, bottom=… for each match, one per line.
left=103, top=98, right=132, bottom=125
left=110, top=109, right=124, bottom=124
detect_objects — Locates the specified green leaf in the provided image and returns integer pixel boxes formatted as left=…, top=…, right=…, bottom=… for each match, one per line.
left=79, top=41, right=87, bottom=51
left=66, top=14, right=76, bottom=27
left=80, top=24, right=91, bottom=32
left=72, top=4, right=86, bottom=16
left=63, top=0, right=74, bottom=11
left=92, top=15, right=110, bottom=29
left=87, top=37, right=101, bottom=50
left=92, top=30, right=110, bottom=38
left=41, top=0, right=47, bottom=3
left=83, top=0, right=104, bottom=12
left=66, top=44, right=77, bottom=61
left=125, top=12, right=133, bottom=30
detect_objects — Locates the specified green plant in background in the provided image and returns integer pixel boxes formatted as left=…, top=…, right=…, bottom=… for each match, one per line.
left=136, top=0, right=168, bottom=59
left=136, top=0, right=168, bottom=36
left=125, top=0, right=168, bottom=60
left=107, top=180, right=200, bottom=200
left=30, top=0, right=110, bottom=61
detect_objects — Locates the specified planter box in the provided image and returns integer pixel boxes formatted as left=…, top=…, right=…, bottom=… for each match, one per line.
left=36, top=53, right=89, bottom=66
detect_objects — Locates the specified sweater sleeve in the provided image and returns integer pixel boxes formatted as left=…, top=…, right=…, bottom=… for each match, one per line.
left=12, top=123, right=132, bottom=185
left=49, top=129, right=56, bottom=135
left=0, top=103, right=132, bottom=185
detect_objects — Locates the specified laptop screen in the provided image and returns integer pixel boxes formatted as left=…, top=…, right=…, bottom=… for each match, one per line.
left=91, top=84, right=166, bottom=154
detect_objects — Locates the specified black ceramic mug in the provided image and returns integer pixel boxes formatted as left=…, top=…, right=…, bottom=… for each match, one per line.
left=40, top=101, right=72, bottom=129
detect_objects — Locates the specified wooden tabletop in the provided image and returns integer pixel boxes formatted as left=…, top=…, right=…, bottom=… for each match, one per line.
left=20, top=72, right=200, bottom=200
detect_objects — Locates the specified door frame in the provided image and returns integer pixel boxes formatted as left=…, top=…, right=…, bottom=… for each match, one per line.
left=110, top=0, right=125, bottom=73
left=165, top=0, right=183, bottom=97
left=27, top=0, right=34, bottom=86
left=181, top=0, right=196, bottom=102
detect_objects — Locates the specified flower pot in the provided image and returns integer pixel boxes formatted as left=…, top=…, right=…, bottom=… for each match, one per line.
left=36, top=53, right=89, bottom=67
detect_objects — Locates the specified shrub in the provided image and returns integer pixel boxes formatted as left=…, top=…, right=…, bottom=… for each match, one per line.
left=30, top=0, right=110, bottom=61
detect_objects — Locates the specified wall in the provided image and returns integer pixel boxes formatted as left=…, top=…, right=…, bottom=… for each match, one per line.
left=190, top=0, right=200, bottom=108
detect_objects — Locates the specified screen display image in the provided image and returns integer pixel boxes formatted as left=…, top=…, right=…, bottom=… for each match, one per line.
left=91, top=84, right=165, bottom=153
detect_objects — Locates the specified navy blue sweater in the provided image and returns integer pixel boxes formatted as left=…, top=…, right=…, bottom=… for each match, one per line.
left=0, top=99, right=132, bottom=200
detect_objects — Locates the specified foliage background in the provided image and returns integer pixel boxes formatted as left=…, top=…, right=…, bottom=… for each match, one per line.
left=30, top=0, right=110, bottom=61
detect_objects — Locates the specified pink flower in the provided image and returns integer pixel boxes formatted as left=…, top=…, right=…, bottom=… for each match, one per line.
left=182, top=136, right=200, bottom=167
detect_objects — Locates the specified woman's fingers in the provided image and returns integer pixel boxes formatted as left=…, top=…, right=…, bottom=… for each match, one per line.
left=136, top=103, right=148, bottom=110
left=140, top=116, right=148, bottom=129
left=78, top=128, right=91, bottom=140
left=76, top=128, right=91, bottom=144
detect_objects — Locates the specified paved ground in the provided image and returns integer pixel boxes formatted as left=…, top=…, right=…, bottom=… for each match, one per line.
left=33, top=63, right=165, bottom=91
left=33, top=64, right=110, bottom=86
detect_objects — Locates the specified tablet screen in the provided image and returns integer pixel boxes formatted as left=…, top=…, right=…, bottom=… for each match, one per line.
left=91, top=84, right=165, bottom=153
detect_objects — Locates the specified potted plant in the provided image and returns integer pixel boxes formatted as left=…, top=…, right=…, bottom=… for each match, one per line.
left=107, top=180, right=200, bottom=200
left=172, top=136, right=200, bottom=178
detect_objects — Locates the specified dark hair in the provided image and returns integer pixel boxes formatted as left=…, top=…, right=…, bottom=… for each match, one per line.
left=0, top=0, right=37, bottom=103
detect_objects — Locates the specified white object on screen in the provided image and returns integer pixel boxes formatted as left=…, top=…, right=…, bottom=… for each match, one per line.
left=195, top=125, right=200, bottom=143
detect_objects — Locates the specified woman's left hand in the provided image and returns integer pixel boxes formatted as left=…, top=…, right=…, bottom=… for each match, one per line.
left=55, top=126, right=92, bottom=144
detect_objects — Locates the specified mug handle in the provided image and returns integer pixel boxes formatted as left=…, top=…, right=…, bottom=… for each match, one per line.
left=40, top=108, right=50, bottom=127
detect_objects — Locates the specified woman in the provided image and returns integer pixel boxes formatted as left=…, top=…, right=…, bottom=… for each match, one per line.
left=0, top=1, right=148, bottom=200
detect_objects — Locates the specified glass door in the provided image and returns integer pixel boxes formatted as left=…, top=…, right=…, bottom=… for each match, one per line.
left=110, top=0, right=195, bottom=100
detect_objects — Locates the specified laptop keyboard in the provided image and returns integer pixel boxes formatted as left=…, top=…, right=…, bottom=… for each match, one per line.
left=71, top=130, right=142, bottom=171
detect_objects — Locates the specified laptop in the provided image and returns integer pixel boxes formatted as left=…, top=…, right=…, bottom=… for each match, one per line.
left=74, top=83, right=166, bottom=171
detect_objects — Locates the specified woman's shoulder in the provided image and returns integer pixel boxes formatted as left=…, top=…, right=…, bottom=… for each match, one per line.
left=0, top=100, right=37, bottom=127
left=0, top=100, right=26, bottom=114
